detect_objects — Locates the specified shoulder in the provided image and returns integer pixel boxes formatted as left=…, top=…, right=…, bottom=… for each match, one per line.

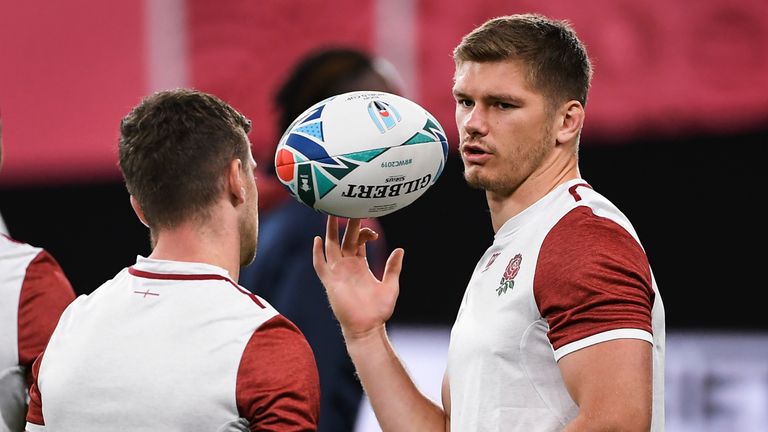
left=23, top=250, right=76, bottom=296
left=0, top=234, right=42, bottom=270
left=0, top=235, right=74, bottom=295
left=535, top=205, right=655, bottom=352
left=241, top=314, right=317, bottom=369
left=15, top=242, right=76, bottom=318
left=539, top=204, right=649, bottom=276
left=236, top=315, right=320, bottom=428
left=15, top=245, right=77, bottom=369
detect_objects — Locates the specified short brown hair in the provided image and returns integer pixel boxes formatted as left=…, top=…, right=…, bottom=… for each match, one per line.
left=453, top=13, right=593, bottom=109
left=118, top=88, right=252, bottom=229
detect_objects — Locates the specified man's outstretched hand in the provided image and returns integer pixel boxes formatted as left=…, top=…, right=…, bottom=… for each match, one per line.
left=312, top=216, right=404, bottom=340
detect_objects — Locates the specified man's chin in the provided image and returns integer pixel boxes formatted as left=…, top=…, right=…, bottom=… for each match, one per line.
left=463, top=171, right=485, bottom=191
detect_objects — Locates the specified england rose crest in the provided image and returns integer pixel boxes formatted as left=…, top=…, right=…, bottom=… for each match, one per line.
left=496, top=253, right=522, bottom=295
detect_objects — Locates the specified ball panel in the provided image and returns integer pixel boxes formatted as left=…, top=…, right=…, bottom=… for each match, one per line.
left=275, top=149, right=296, bottom=183
left=284, top=131, right=330, bottom=161
left=341, top=148, right=388, bottom=163
left=314, top=157, right=359, bottom=184
left=311, top=164, right=337, bottom=199
left=293, top=122, right=324, bottom=141
left=424, top=113, right=450, bottom=159
left=295, top=163, right=316, bottom=208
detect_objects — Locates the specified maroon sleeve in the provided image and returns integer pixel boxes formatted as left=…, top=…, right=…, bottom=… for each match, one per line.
left=534, top=207, right=655, bottom=351
left=25, top=350, right=45, bottom=426
left=236, top=314, right=321, bottom=431
left=18, top=250, right=77, bottom=388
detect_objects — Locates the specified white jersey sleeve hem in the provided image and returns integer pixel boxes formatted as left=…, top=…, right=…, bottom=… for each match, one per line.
left=554, top=328, right=653, bottom=361
left=25, top=422, right=45, bottom=432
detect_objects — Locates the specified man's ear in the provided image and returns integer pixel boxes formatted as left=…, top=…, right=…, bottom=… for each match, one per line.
left=555, top=101, right=585, bottom=145
left=228, top=158, right=246, bottom=205
left=130, top=195, right=149, bottom=227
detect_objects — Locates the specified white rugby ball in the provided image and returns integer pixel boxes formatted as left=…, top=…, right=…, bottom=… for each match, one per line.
left=274, top=90, right=449, bottom=218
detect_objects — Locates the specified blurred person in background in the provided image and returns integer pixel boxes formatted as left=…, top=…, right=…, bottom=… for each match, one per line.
left=238, top=47, right=403, bottom=432
left=24, top=89, right=320, bottom=431
left=313, top=13, right=665, bottom=432
left=0, top=113, right=76, bottom=432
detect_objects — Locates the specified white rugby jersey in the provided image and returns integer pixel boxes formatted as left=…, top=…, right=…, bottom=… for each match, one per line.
left=447, top=179, right=665, bottom=431
left=0, top=235, right=75, bottom=432
left=26, top=256, right=320, bottom=432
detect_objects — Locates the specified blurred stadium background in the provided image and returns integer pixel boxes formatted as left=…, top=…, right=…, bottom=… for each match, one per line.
left=1, top=1, right=766, bottom=430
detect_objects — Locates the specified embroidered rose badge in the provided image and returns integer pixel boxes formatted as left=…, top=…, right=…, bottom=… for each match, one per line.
left=496, top=253, right=522, bottom=296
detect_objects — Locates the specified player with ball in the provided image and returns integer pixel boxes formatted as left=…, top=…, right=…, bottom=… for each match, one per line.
left=309, top=13, right=665, bottom=432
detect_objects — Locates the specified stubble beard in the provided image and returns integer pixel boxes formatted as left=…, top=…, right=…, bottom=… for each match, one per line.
left=462, top=129, right=553, bottom=196
left=239, top=208, right=258, bottom=267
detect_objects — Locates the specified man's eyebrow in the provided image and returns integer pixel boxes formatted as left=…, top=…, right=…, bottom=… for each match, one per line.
left=486, top=91, right=527, bottom=103
left=451, top=88, right=467, bottom=98
left=452, top=90, right=525, bottom=105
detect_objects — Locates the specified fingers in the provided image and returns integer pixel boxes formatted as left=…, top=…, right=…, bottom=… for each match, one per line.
left=312, top=236, right=327, bottom=279
left=358, top=227, right=379, bottom=243
left=382, top=248, right=405, bottom=286
left=324, top=215, right=341, bottom=262
left=341, top=218, right=362, bottom=256
left=356, top=227, right=379, bottom=257
left=322, top=216, right=382, bottom=261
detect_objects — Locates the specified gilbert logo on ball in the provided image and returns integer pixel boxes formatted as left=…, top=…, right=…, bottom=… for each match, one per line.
left=274, top=90, right=449, bottom=218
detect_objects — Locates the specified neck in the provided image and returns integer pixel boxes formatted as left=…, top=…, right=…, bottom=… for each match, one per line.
left=487, top=151, right=580, bottom=233
left=148, top=207, right=242, bottom=281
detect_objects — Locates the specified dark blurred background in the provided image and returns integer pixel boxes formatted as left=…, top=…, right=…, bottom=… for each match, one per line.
left=1, top=0, right=766, bottom=330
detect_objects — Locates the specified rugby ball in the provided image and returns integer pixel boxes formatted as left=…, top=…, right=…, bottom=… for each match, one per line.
left=274, top=90, right=449, bottom=218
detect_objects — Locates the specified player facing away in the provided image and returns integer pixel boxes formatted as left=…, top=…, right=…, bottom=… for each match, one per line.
left=25, top=88, right=320, bottom=432
left=312, top=13, right=665, bottom=432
